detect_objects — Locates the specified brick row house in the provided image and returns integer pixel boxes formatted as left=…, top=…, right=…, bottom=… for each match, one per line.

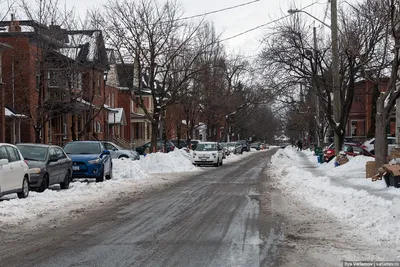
left=0, top=19, right=121, bottom=146
left=346, top=79, right=394, bottom=142
left=0, top=18, right=203, bottom=148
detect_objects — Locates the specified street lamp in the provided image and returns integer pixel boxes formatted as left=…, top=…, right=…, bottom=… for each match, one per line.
left=287, top=9, right=331, bottom=29
left=288, top=2, right=341, bottom=155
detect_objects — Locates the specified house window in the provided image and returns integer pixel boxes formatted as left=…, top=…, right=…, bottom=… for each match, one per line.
left=70, top=72, right=82, bottom=90
left=48, top=71, right=60, bottom=88
left=62, top=115, right=68, bottom=139
left=97, top=75, right=101, bottom=96
left=95, top=121, right=102, bottom=133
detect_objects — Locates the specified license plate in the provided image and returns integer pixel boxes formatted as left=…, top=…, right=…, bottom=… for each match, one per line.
left=72, top=166, right=79, bottom=171
left=201, top=158, right=207, bottom=161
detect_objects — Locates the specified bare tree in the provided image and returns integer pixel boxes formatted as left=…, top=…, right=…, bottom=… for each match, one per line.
left=96, top=0, right=208, bottom=151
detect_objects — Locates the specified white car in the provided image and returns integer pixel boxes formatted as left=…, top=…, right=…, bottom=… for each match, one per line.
left=363, top=137, right=397, bottom=154
left=0, top=143, right=30, bottom=198
left=192, top=142, right=224, bottom=167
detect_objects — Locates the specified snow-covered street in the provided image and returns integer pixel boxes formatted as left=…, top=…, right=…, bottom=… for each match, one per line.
left=0, top=149, right=257, bottom=231
left=269, top=146, right=400, bottom=264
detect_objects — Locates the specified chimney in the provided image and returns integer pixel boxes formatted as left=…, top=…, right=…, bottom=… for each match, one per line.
left=9, top=14, right=21, bottom=32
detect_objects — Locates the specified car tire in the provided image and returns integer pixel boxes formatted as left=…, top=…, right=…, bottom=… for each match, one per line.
left=214, top=159, right=219, bottom=167
left=60, top=170, right=71, bottom=190
left=37, top=174, right=49, bottom=193
left=118, top=155, right=129, bottom=159
left=220, top=159, right=223, bottom=166
left=96, top=166, right=105, bottom=183
left=106, top=163, right=112, bottom=180
left=17, top=176, right=29, bottom=199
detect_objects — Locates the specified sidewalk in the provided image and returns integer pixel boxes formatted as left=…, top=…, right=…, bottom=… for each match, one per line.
left=297, top=150, right=400, bottom=201
left=269, top=147, right=400, bottom=249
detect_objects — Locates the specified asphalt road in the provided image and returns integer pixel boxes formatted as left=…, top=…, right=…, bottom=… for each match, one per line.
left=1, top=149, right=283, bottom=267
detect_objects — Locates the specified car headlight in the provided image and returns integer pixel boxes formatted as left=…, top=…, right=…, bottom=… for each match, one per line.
left=88, top=158, right=101, bottom=164
left=29, top=168, right=42, bottom=174
left=212, top=153, right=216, bottom=157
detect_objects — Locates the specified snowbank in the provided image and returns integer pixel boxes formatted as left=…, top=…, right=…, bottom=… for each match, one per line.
left=270, top=146, right=400, bottom=247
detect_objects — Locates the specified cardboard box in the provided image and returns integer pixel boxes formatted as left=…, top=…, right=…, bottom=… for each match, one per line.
left=390, top=148, right=400, bottom=159
left=336, top=155, right=349, bottom=165
left=366, top=161, right=376, bottom=178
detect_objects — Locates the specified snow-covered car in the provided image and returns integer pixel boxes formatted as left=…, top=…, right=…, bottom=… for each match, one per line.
left=101, top=141, right=140, bottom=160
left=363, top=137, right=397, bottom=155
left=0, top=143, right=30, bottom=199
left=227, top=142, right=242, bottom=154
left=16, top=144, right=72, bottom=192
left=192, top=142, right=224, bottom=167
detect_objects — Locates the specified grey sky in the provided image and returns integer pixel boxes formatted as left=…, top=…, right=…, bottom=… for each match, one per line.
left=4, top=0, right=360, bottom=56
left=64, top=0, right=331, bottom=56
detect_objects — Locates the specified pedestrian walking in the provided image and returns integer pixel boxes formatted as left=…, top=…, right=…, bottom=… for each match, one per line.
left=297, top=140, right=302, bottom=151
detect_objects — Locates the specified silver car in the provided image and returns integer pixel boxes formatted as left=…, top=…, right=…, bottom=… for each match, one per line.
left=101, top=141, right=140, bottom=160
left=227, top=142, right=242, bottom=154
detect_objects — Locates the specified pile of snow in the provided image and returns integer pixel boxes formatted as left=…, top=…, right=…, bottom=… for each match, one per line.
left=140, top=149, right=198, bottom=173
left=270, top=146, right=400, bottom=246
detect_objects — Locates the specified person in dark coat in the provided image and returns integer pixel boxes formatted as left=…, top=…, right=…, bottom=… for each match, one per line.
left=297, top=140, right=302, bottom=151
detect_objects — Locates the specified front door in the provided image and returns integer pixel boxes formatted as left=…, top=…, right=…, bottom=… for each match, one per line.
left=0, top=146, right=12, bottom=193
left=48, top=148, right=60, bottom=184
left=4, top=146, right=24, bottom=191
left=55, top=147, right=68, bottom=183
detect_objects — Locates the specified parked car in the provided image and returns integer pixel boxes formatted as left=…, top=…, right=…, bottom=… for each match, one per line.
left=135, top=140, right=175, bottom=155
left=63, top=141, right=112, bottom=183
left=218, top=142, right=230, bottom=158
left=101, top=141, right=140, bottom=160
left=16, top=144, right=72, bottom=192
left=170, top=140, right=188, bottom=149
left=227, top=142, right=242, bottom=154
left=189, top=140, right=201, bottom=150
left=192, top=142, right=224, bottom=167
left=0, top=143, right=30, bottom=198
left=237, top=140, right=250, bottom=152
left=324, top=142, right=374, bottom=162
left=362, top=137, right=397, bottom=155
left=251, top=142, right=261, bottom=150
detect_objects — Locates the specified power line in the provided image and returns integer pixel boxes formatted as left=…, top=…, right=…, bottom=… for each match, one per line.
left=219, top=1, right=323, bottom=43
left=177, top=0, right=261, bottom=21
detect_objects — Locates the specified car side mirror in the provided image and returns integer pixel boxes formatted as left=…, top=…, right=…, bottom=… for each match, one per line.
left=102, top=149, right=110, bottom=155
left=0, top=159, right=9, bottom=166
left=49, top=155, right=58, bottom=162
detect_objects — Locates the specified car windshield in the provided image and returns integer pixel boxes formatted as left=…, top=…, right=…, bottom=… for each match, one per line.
left=219, top=143, right=227, bottom=147
left=64, top=143, right=101, bottom=154
left=196, top=143, right=217, bottom=151
left=227, top=142, right=237, bottom=147
left=17, top=145, right=47, bottom=161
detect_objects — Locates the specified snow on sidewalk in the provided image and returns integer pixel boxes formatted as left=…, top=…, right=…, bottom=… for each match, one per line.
left=270, top=146, right=400, bottom=249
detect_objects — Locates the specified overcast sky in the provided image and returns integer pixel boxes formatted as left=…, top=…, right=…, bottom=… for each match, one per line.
left=6, top=0, right=360, bottom=56
left=63, top=0, right=336, bottom=56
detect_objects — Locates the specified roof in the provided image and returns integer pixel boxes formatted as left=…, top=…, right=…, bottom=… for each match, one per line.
left=5, top=106, right=26, bottom=118
left=16, top=143, right=53, bottom=148
left=108, top=108, right=126, bottom=125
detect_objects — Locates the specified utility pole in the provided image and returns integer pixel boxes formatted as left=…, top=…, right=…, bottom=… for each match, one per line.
left=331, top=0, right=341, bottom=155
left=313, top=26, right=321, bottom=148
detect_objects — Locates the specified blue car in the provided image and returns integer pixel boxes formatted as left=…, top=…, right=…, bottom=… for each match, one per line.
left=63, top=141, right=112, bottom=182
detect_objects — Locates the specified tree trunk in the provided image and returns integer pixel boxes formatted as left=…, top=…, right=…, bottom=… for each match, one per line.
left=375, top=99, right=387, bottom=172
left=151, top=118, right=159, bottom=153
left=35, top=127, right=41, bottom=143
left=367, top=83, right=379, bottom=138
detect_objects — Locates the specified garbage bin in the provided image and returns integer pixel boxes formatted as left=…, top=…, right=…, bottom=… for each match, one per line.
left=318, top=153, right=324, bottom=163
left=314, top=147, right=321, bottom=155
left=384, top=173, right=400, bottom=188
